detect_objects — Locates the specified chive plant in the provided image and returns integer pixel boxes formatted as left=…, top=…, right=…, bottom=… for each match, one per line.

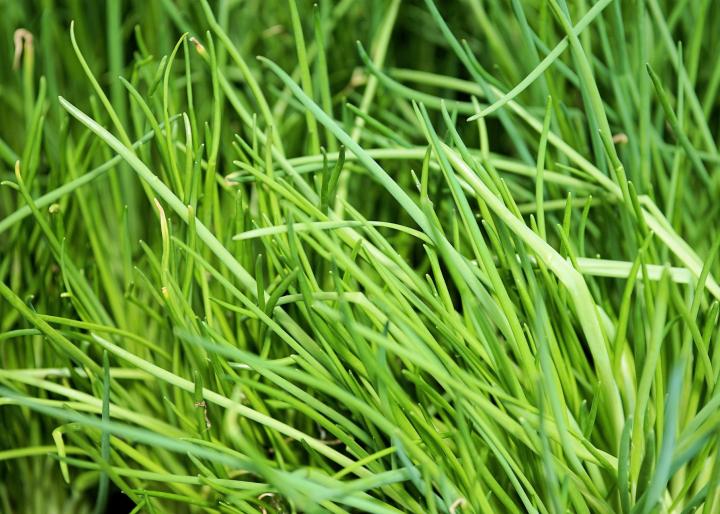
left=1, top=0, right=720, bottom=513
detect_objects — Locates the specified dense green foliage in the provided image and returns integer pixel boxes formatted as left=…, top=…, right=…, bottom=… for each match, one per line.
left=2, top=0, right=720, bottom=512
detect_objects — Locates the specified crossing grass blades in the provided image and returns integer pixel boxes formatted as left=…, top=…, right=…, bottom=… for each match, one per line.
left=1, top=0, right=720, bottom=513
